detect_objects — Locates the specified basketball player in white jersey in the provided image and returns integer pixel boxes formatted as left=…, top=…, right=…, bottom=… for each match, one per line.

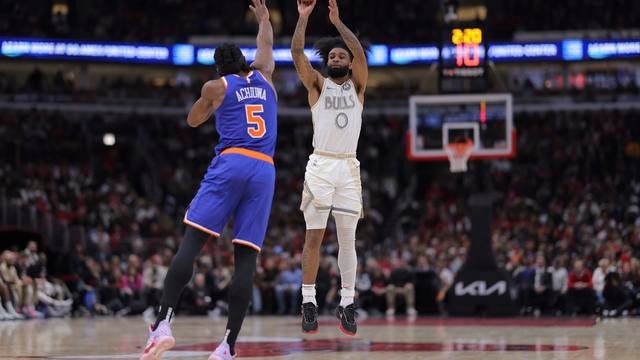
left=291, top=0, right=368, bottom=336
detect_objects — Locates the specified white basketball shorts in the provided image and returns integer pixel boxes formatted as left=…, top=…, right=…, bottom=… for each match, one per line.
left=300, top=153, right=363, bottom=229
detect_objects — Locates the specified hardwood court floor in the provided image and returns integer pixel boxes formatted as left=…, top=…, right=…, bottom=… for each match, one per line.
left=0, top=316, right=638, bottom=359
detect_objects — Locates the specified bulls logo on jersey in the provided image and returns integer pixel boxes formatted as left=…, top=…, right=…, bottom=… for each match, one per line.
left=335, top=113, right=349, bottom=129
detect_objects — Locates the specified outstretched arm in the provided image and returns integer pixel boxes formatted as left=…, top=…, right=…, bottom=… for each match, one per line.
left=249, top=0, right=275, bottom=80
left=186, top=79, right=226, bottom=127
left=291, top=0, right=323, bottom=93
left=328, top=0, right=368, bottom=95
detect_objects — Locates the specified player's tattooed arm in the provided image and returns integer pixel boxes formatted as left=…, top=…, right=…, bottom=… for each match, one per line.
left=186, top=80, right=226, bottom=127
left=328, top=0, right=368, bottom=96
left=250, top=0, right=275, bottom=80
left=291, top=0, right=323, bottom=93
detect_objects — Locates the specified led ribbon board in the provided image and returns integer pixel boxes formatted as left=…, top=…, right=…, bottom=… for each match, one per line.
left=2, top=37, right=639, bottom=66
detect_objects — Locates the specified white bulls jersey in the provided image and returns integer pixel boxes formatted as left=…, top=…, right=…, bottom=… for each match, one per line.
left=301, top=77, right=364, bottom=224
left=310, top=78, right=363, bottom=155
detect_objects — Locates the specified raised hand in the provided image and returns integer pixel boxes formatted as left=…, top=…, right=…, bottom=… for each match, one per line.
left=297, top=0, right=316, bottom=18
left=328, top=0, right=340, bottom=25
left=250, top=0, right=269, bottom=23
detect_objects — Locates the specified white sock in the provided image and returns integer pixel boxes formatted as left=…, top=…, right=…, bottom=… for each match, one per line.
left=302, top=284, right=317, bottom=306
left=340, top=288, right=355, bottom=307
left=223, top=329, right=231, bottom=345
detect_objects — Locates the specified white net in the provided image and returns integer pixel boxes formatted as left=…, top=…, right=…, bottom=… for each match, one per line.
left=445, top=141, right=474, bottom=173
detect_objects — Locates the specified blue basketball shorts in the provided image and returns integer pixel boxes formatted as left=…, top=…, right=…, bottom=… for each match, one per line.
left=183, top=148, right=275, bottom=251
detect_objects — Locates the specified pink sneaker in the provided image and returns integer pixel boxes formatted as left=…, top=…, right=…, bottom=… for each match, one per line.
left=24, top=306, right=44, bottom=319
left=140, top=320, right=175, bottom=360
left=208, top=341, right=236, bottom=360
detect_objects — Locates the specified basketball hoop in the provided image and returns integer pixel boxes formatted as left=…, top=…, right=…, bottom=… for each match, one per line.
left=445, top=139, right=474, bottom=173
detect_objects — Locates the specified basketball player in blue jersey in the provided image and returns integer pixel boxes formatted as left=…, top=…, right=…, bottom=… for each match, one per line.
left=140, top=1, right=276, bottom=360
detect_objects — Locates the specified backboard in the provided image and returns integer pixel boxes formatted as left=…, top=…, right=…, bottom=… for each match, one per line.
left=408, top=93, right=515, bottom=161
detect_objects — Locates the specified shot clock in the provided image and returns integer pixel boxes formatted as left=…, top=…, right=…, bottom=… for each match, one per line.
left=439, top=26, right=488, bottom=93
left=451, top=28, right=482, bottom=68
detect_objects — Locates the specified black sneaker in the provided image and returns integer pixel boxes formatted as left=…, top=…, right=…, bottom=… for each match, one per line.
left=336, top=304, right=357, bottom=336
left=301, top=302, right=319, bottom=334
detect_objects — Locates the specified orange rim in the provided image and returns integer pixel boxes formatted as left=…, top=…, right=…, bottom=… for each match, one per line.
left=446, top=139, right=474, bottom=158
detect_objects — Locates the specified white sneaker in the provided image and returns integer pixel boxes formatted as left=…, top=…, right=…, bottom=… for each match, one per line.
left=140, top=320, right=175, bottom=360
left=5, top=303, right=24, bottom=320
left=0, top=307, right=9, bottom=320
left=407, top=307, right=418, bottom=317
left=208, top=341, right=236, bottom=360
left=386, top=308, right=395, bottom=317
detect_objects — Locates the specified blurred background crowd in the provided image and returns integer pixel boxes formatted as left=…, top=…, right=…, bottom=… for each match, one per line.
left=1, top=0, right=640, bottom=321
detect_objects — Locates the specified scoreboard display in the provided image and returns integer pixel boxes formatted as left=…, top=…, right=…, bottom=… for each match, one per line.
left=439, top=26, right=487, bottom=93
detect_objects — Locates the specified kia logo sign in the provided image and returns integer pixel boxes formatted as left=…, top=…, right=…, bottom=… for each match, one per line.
left=454, top=280, right=507, bottom=296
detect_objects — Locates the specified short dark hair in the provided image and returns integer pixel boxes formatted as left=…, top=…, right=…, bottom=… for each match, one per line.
left=214, top=43, right=250, bottom=76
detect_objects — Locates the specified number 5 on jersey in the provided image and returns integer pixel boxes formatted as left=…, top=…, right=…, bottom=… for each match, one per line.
left=245, top=104, right=266, bottom=138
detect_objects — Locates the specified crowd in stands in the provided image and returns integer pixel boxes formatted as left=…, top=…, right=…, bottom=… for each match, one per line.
left=488, top=0, right=640, bottom=37
left=0, top=106, right=405, bottom=319
left=4, top=0, right=639, bottom=45
left=0, top=242, right=73, bottom=320
left=0, top=67, right=425, bottom=110
left=1, top=106, right=639, bottom=320
left=3, top=0, right=640, bottom=324
left=0, top=68, right=198, bottom=108
left=3, top=67, right=639, bottom=114
left=1, top=0, right=439, bottom=44
left=410, top=109, right=640, bottom=317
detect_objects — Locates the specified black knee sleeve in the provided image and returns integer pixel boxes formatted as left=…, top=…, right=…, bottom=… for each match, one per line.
left=154, top=226, right=210, bottom=328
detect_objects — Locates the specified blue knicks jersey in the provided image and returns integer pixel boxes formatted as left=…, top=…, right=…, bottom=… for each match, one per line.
left=214, top=71, right=277, bottom=157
